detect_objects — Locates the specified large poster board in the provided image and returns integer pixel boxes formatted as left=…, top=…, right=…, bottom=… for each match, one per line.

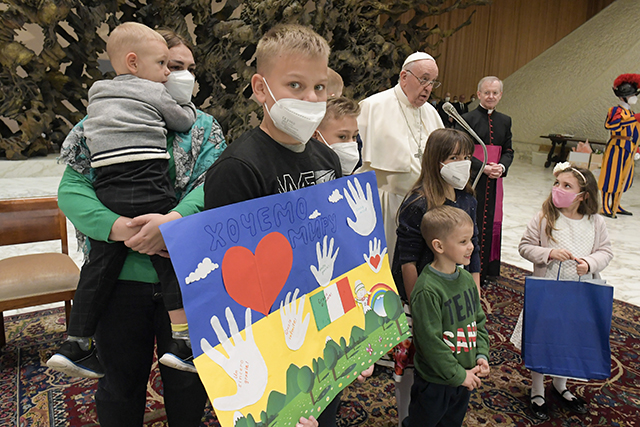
left=161, top=172, right=410, bottom=427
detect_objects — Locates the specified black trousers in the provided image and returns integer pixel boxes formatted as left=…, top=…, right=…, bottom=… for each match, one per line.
left=317, top=391, right=342, bottom=427
left=94, top=280, right=207, bottom=426
left=68, top=160, right=182, bottom=337
left=407, top=372, right=470, bottom=427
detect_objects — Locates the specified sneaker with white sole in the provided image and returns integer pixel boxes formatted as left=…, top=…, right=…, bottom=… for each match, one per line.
left=46, top=340, right=105, bottom=379
left=158, top=338, right=197, bottom=373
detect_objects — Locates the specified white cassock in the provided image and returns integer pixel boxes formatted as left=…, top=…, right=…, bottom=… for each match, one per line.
left=356, top=84, right=444, bottom=261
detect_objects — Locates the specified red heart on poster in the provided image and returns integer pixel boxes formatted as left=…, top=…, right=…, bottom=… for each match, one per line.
left=221, top=232, right=293, bottom=316
left=370, top=254, right=381, bottom=269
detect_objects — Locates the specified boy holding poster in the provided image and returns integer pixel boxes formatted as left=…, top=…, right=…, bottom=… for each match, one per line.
left=204, top=24, right=340, bottom=207
left=408, top=205, right=490, bottom=427
left=204, top=24, right=373, bottom=427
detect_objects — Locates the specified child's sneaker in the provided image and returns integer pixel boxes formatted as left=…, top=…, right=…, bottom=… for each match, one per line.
left=46, top=340, right=105, bottom=379
left=159, top=338, right=197, bottom=373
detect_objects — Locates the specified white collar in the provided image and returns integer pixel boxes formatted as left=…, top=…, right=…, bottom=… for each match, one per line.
left=480, top=103, right=494, bottom=114
left=394, top=84, right=417, bottom=109
left=620, top=101, right=631, bottom=110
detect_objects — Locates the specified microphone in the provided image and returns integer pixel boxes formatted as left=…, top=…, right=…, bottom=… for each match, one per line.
left=442, top=102, right=487, bottom=190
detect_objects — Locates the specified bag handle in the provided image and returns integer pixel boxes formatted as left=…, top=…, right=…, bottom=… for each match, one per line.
left=556, top=260, right=584, bottom=281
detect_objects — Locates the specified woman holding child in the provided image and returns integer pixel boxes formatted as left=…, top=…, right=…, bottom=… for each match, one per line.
left=56, top=28, right=225, bottom=426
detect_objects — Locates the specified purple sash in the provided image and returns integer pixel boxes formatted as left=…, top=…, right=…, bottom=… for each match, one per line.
left=474, top=145, right=503, bottom=262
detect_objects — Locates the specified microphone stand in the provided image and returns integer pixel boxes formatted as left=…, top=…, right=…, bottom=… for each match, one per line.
left=442, top=102, right=487, bottom=190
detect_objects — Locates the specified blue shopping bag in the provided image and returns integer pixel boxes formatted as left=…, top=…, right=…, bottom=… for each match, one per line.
left=522, top=270, right=613, bottom=380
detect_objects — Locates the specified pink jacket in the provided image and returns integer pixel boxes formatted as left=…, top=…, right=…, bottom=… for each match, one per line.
left=518, top=211, right=613, bottom=279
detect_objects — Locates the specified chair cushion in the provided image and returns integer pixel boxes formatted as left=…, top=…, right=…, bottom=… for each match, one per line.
left=0, top=253, right=79, bottom=300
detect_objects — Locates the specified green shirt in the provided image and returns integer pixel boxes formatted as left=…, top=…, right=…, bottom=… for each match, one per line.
left=58, top=138, right=205, bottom=283
left=411, top=265, right=490, bottom=386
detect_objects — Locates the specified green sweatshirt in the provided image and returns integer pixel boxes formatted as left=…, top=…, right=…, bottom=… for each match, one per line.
left=57, top=140, right=204, bottom=283
left=411, top=265, right=490, bottom=387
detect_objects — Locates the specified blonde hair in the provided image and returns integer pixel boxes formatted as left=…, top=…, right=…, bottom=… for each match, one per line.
left=420, top=205, right=473, bottom=251
left=320, top=96, right=360, bottom=126
left=327, top=68, right=344, bottom=97
left=256, top=24, right=330, bottom=74
left=106, top=22, right=166, bottom=63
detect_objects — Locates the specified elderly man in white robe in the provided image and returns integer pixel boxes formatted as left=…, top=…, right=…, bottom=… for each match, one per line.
left=357, top=52, right=444, bottom=262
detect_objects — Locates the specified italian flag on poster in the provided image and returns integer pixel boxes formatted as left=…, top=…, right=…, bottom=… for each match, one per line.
left=309, top=277, right=356, bottom=330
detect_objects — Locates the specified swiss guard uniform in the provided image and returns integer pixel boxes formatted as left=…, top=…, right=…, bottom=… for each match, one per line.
left=599, top=74, right=640, bottom=217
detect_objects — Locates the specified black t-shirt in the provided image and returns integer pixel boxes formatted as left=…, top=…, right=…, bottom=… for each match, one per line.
left=204, top=127, right=342, bottom=210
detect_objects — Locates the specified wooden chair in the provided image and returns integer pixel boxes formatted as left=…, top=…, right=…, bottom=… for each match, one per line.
left=0, top=197, right=79, bottom=347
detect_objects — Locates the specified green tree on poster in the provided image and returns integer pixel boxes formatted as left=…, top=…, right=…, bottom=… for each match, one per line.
left=323, top=341, right=340, bottom=381
left=297, top=365, right=316, bottom=405
left=285, top=364, right=301, bottom=403
left=340, top=336, right=350, bottom=359
left=384, top=291, right=404, bottom=335
left=265, top=390, right=286, bottom=421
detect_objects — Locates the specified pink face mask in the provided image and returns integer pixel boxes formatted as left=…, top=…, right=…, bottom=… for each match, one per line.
left=551, top=186, right=582, bottom=208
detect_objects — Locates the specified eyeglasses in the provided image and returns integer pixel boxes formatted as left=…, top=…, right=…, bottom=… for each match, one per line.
left=406, top=69, right=441, bottom=89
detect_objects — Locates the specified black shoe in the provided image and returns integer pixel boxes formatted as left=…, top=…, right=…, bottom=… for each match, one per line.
left=616, top=210, right=633, bottom=216
left=602, top=212, right=616, bottom=219
left=46, top=340, right=105, bottom=379
left=529, top=395, right=550, bottom=420
left=552, top=387, right=588, bottom=414
left=159, top=338, right=197, bottom=373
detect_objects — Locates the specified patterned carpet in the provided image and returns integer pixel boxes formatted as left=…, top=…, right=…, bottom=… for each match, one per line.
left=1, top=264, right=639, bottom=427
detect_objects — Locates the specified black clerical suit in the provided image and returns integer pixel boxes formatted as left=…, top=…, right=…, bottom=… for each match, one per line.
left=458, top=105, right=514, bottom=281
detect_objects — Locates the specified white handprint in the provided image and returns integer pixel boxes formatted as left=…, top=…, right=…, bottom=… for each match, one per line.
left=363, top=237, right=387, bottom=273
left=201, top=307, right=268, bottom=411
left=280, top=288, right=311, bottom=351
left=309, top=235, right=339, bottom=287
left=344, top=177, right=377, bottom=236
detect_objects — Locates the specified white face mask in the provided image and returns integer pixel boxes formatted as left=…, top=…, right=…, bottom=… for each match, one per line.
left=440, top=160, right=471, bottom=190
left=628, top=95, right=638, bottom=105
left=263, top=78, right=326, bottom=144
left=164, top=70, right=195, bottom=104
left=444, top=96, right=450, bottom=102
left=318, top=132, right=359, bottom=175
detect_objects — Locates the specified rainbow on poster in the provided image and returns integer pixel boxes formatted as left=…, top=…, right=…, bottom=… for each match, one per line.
left=368, top=283, right=395, bottom=317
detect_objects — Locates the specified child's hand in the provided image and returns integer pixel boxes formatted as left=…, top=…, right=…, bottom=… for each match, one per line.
left=296, top=416, right=318, bottom=427
left=475, top=358, right=490, bottom=378
left=575, top=258, right=590, bottom=276
left=549, top=248, right=573, bottom=261
left=109, top=216, right=140, bottom=241
left=125, top=212, right=181, bottom=255
left=462, top=367, right=482, bottom=391
left=357, top=365, right=375, bottom=382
